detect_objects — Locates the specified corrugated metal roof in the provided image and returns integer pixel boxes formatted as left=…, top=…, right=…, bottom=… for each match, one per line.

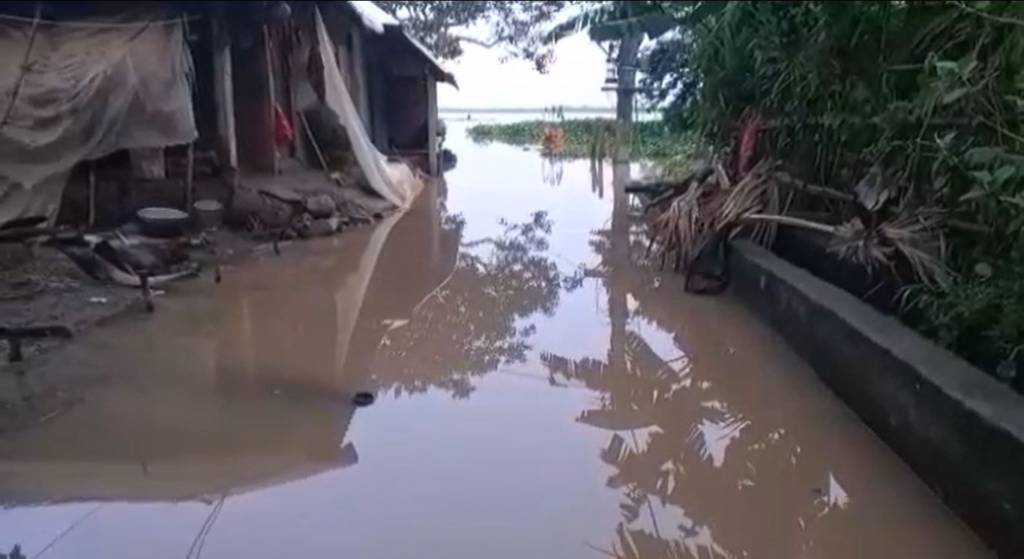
left=345, top=1, right=456, bottom=87
left=346, top=0, right=396, bottom=34
left=398, top=29, right=457, bottom=87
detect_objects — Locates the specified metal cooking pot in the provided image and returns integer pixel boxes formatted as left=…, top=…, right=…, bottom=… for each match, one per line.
left=137, top=207, right=189, bottom=238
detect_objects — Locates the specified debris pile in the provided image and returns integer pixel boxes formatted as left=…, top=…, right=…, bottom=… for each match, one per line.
left=226, top=184, right=378, bottom=241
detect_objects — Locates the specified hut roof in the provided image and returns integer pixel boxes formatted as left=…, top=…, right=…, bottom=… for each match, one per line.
left=345, top=1, right=457, bottom=87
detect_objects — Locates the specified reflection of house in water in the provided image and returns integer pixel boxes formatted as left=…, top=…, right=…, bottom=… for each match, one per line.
left=0, top=1, right=454, bottom=226
left=0, top=187, right=458, bottom=505
left=0, top=0, right=461, bottom=503
left=214, top=183, right=459, bottom=397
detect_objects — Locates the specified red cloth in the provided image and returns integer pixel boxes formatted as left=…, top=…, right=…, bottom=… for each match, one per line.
left=736, top=111, right=763, bottom=177
left=273, top=104, right=294, bottom=148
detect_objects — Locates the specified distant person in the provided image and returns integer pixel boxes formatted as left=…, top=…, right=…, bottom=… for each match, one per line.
left=467, top=113, right=472, bottom=121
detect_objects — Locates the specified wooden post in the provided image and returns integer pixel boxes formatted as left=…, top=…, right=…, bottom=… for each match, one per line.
left=1, top=325, right=72, bottom=365
left=212, top=18, right=238, bottom=180
left=185, top=142, right=195, bottom=210
left=231, top=25, right=276, bottom=174
left=426, top=74, right=439, bottom=177
left=140, top=272, right=154, bottom=313
left=350, top=26, right=371, bottom=127
left=300, top=112, right=330, bottom=174
left=8, top=338, right=22, bottom=363
left=614, top=34, right=643, bottom=163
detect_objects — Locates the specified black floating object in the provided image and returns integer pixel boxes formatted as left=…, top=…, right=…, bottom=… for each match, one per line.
left=352, top=392, right=375, bottom=407
left=214, top=265, right=222, bottom=284
left=140, top=273, right=154, bottom=313
left=8, top=338, right=23, bottom=363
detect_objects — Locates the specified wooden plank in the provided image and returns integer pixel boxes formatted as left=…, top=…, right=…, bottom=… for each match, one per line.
left=185, top=142, right=195, bottom=210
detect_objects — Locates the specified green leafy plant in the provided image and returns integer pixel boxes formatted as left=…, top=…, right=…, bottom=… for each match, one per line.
left=628, top=1, right=1024, bottom=387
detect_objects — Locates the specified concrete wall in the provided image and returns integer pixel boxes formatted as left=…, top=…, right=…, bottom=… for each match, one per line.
left=730, top=240, right=1024, bottom=556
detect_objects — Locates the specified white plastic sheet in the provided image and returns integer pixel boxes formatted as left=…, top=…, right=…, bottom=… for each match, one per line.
left=314, top=7, right=421, bottom=209
left=0, top=17, right=197, bottom=224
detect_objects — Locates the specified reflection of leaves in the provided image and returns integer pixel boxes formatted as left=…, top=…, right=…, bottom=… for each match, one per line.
left=546, top=329, right=798, bottom=558
left=374, top=212, right=579, bottom=398
left=687, top=415, right=750, bottom=468
left=494, top=211, right=553, bottom=252
left=543, top=331, right=691, bottom=414
left=443, top=212, right=467, bottom=234
left=593, top=523, right=731, bottom=559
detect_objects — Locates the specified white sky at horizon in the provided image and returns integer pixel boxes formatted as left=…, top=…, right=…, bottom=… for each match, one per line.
left=437, top=32, right=615, bottom=110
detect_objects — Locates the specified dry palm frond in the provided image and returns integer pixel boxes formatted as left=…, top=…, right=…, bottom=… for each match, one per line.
left=830, top=210, right=950, bottom=288
left=712, top=160, right=772, bottom=231
left=647, top=159, right=773, bottom=272
left=647, top=158, right=950, bottom=287
left=647, top=176, right=705, bottom=271
left=883, top=211, right=949, bottom=287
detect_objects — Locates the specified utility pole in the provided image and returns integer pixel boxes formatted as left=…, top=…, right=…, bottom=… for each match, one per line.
left=614, top=33, right=643, bottom=163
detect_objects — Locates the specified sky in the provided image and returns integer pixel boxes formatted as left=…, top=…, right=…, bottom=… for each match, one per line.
left=437, top=32, right=615, bottom=110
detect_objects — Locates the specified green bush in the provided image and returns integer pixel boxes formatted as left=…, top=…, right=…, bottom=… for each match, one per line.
left=671, top=1, right=1024, bottom=383
left=467, top=118, right=697, bottom=161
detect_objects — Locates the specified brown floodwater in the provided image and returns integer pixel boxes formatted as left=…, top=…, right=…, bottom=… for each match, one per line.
left=0, top=121, right=990, bottom=558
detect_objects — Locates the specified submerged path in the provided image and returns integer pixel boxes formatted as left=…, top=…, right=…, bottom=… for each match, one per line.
left=0, top=122, right=989, bottom=558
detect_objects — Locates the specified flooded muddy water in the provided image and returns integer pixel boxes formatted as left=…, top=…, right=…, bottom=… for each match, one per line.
left=0, top=123, right=990, bottom=558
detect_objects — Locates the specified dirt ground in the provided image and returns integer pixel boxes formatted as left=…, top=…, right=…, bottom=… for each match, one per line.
left=0, top=230, right=256, bottom=433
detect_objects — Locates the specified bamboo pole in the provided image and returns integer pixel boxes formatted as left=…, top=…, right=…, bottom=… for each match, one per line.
left=299, top=112, right=330, bottom=174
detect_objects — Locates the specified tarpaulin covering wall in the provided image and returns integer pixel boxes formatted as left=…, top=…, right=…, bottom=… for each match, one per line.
left=0, top=16, right=197, bottom=225
left=314, top=7, right=421, bottom=208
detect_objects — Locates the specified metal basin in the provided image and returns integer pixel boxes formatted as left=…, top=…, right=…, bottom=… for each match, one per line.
left=137, top=207, right=189, bottom=238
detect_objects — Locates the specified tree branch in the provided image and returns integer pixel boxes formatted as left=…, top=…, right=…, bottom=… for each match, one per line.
left=949, top=1, right=1024, bottom=28
left=450, top=34, right=502, bottom=48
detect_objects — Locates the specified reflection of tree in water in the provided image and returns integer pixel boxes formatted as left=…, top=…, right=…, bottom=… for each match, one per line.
left=544, top=325, right=804, bottom=558
left=541, top=162, right=811, bottom=558
left=374, top=211, right=581, bottom=399
left=542, top=156, right=565, bottom=187
left=542, top=333, right=737, bottom=559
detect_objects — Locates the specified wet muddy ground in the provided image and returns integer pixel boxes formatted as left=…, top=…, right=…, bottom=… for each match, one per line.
left=0, top=123, right=990, bottom=558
